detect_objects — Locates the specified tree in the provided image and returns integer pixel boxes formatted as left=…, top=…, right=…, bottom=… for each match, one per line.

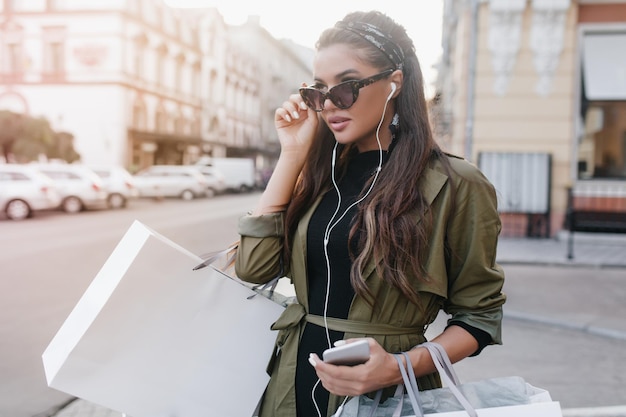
left=0, top=110, right=80, bottom=163
left=0, top=110, right=25, bottom=162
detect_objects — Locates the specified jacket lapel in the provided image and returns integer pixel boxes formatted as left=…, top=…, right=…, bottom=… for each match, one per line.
left=361, top=167, right=449, bottom=281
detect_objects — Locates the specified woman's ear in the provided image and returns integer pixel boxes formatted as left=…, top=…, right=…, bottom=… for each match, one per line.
left=390, top=70, right=403, bottom=98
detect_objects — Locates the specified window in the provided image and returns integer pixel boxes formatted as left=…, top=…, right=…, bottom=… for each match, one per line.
left=2, top=42, right=24, bottom=81
left=132, top=100, right=147, bottom=130
left=134, top=34, right=148, bottom=79
left=42, top=27, right=66, bottom=81
left=53, top=0, right=124, bottom=10
left=6, top=43, right=22, bottom=72
left=174, top=53, right=185, bottom=93
left=43, top=41, right=65, bottom=78
left=155, top=107, right=167, bottom=132
left=582, top=32, right=626, bottom=100
left=12, top=0, right=46, bottom=12
left=578, top=30, right=626, bottom=180
left=155, top=45, right=168, bottom=87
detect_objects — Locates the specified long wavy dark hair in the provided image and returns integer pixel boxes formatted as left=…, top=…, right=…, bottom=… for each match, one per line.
left=284, top=11, right=447, bottom=307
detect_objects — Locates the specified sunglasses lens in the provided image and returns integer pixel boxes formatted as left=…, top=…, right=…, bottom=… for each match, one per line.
left=329, top=82, right=355, bottom=109
left=299, top=81, right=358, bottom=111
left=300, top=88, right=324, bottom=111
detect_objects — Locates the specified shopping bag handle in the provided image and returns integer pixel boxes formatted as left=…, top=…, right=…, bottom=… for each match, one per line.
left=367, top=345, right=477, bottom=417
left=394, top=353, right=424, bottom=417
left=193, top=243, right=238, bottom=270
left=416, top=342, right=479, bottom=417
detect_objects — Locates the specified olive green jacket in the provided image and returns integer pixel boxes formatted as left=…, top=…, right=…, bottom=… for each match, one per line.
left=235, top=155, right=506, bottom=417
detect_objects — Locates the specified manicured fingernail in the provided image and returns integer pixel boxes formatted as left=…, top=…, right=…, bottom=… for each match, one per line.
left=285, top=114, right=292, bottom=122
left=308, top=354, right=317, bottom=367
left=334, top=340, right=346, bottom=347
left=292, top=111, right=299, bottom=119
left=300, top=102, right=308, bottom=110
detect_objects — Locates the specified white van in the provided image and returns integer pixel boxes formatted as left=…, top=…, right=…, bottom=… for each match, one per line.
left=195, top=157, right=255, bottom=193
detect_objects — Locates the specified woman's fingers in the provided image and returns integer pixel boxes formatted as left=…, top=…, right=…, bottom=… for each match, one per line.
left=275, top=94, right=308, bottom=124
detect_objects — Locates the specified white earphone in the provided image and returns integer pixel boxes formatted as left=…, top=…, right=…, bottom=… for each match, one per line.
left=314, top=78, right=392, bottom=417
left=387, top=82, right=397, bottom=101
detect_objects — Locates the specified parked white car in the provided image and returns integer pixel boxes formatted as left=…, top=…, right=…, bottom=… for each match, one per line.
left=30, top=163, right=108, bottom=213
left=89, top=165, right=139, bottom=209
left=0, top=164, right=62, bottom=220
left=133, top=165, right=208, bottom=200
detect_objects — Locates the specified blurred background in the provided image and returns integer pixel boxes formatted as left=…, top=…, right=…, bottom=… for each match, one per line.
left=2, top=0, right=625, bottom=237
left=1, top=1, right=625, bottom=417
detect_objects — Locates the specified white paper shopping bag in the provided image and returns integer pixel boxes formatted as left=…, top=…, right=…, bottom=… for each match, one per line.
left=421, top=401, right=563, bottom=416
left=42, top=220, right=285, bottom=417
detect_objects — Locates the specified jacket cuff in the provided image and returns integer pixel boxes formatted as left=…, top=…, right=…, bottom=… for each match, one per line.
left=238, top=212, right=285, bottom=237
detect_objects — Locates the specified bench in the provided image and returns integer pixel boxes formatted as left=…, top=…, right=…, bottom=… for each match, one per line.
left=565, top=185, right=626, bottom=259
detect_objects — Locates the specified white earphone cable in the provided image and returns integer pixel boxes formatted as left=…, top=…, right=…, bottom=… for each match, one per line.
left=313, top=87, right=394, bottom=417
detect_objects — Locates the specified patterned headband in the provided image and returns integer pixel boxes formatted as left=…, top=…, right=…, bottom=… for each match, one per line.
left=335, top=21, right=405, bottom=70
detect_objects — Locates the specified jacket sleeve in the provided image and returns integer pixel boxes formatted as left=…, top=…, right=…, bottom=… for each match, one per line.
left=442, top=162, right=506, bottom=345
left=234, top=212, right=285, bottom=284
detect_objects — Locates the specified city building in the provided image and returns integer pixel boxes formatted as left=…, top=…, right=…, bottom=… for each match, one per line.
left=0, top=0, right=312, bottom=173
left=226, top=16, right=312, bottom=171
left=434, top=0, right=626, bottom=237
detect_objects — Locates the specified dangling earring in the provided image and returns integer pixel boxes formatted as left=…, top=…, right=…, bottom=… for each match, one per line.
left=388, top=113, right=400, bottom=153
left=390, top=113, right=400, bottom=140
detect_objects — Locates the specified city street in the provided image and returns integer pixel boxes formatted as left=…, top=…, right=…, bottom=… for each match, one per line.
left=0, top=192, right=625, bottom=417
left=0, top=194, right=252, bottom=417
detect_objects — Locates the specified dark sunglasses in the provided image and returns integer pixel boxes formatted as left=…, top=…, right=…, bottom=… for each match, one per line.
left=299, top=69, right=394, bottom=112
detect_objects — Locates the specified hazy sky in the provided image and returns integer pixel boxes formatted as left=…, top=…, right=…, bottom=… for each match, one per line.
left=164, top=0, right=444, bottom=91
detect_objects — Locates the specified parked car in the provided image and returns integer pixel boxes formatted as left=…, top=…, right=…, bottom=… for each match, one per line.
left=195, top=166, right=226, bottom=197
left=89, top=165, right=139, bottom=209
left=0, top=164, right=62, bottom=220
left=30, top=163, right=108, bottom=213
left=133, top=165, right=207, bottom=200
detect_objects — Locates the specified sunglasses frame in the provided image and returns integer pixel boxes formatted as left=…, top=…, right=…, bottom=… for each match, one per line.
left=299, top=69, right=394, bottom=112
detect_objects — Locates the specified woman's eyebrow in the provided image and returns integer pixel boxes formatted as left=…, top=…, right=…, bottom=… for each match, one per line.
left=313, top=69, right=361, bottom=84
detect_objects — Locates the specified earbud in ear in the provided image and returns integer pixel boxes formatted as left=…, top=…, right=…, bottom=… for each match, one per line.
left=387, top=82, right=397, bottom=101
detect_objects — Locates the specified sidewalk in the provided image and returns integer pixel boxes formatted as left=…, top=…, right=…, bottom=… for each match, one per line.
left=50, top=232, right=626, bottom=417
left=496, top=232, right=626, bottom=417
left=496, top=231, right=626, bottom=269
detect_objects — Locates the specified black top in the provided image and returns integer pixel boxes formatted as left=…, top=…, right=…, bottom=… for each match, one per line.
left=296, top=150, right=385, bottom=417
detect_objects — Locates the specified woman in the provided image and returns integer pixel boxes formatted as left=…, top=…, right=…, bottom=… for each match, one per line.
left=235, top=10, right=506, bottom=417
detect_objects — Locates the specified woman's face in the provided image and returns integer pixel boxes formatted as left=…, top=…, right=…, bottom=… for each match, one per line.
left=311, top=44, right=396, bottom=152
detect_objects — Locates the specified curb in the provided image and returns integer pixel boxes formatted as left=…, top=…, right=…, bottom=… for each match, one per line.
left=562, top=405, right=626, bottom=417
left=500, top=259, right=626, bottom=268
left=504, top=310, right=626, bottom=341
left=497, top=259, right=626, bottom=269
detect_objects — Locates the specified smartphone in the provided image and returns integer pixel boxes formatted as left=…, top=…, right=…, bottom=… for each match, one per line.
left=322, top=339, right=370, bottom=366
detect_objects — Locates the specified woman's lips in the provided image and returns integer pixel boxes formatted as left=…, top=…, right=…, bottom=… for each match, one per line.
left=327, top=116, right=350, bottom=131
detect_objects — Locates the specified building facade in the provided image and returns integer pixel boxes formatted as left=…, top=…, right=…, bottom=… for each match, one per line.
left=0, top=0, right=312, bottom=173
left=226, top=16, right=312, bottom=171
left=435, top=0, right=626, bottom=236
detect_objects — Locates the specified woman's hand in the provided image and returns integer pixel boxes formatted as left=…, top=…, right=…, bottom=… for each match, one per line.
left=274, top=90, right=318, bottom=159
left=308, top=338, right=402, bottom=396
left=252, top=90, right=318, bottom=215
left=308, top=327, right=480, bottom=396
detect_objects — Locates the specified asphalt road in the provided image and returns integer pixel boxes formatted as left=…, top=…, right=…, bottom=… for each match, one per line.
left=0, top=193, right=255, bottom=417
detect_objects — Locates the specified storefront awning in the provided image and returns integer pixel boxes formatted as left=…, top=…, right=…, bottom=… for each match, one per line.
left=582, top=32, right=626, bottom=100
